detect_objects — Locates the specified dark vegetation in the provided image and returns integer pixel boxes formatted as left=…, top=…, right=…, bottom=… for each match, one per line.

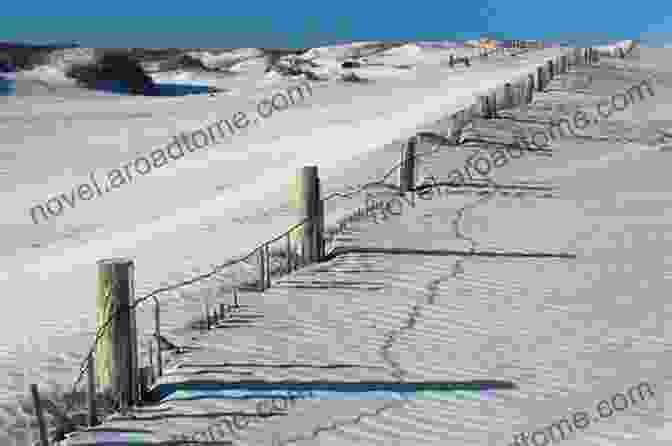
left=66, top=51, right=156, bottom=95
left=263, top=49, right=325, bottom=81
left=145, top=53, right=212, bottom=72
left=66, top=50, right=227, bottom=95
left=0, top=42, right=78, bottom=70
left=262, top=47, right=309, bottom=67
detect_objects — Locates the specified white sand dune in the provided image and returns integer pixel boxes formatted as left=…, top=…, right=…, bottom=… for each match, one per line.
left=57, top=46, right=670, bottom=446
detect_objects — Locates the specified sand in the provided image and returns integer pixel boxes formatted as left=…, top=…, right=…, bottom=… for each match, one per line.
left=7, top=42, right=664, bottom=445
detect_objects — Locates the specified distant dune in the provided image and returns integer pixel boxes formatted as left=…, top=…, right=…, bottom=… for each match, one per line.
left=1, top=38, right=637, bottom=98
left=0, top=41, right=78, bottom=69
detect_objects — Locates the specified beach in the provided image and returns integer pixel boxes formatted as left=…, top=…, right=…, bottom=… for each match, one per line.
left=0, top=41, right=562, bottom=442
left=3, top=42, right=671, bottom=445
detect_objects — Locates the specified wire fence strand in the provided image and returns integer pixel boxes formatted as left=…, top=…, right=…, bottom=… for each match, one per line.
left=65, top=136, right=453, bottom=407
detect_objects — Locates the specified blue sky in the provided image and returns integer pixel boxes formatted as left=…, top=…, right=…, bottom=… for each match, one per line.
left=1, top=0, right=670, bottom=48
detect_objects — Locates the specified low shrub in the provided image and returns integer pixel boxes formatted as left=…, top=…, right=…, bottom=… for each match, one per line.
left=66, top=51, right=155, bottom=95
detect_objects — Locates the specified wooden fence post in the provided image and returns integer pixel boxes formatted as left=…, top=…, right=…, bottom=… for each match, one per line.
left=286, top=232, right=292, bottom=273
left=479, top=95, right=489, bottom=118
left=399, top=137, right=416, bottom=194
left=203, top=297, right=211, bottom=330
left=316, top=180, right=325, bottom=262
left=154, top=300, right=162, bottom=378
left=449, top=111, right=464, bottom=143
left=527, top=73, right=535, bottom=103
left=258, top=246, right=266, bottom=291
left=265, top=244, right=272, bottom=289
left=503, top=82, right=513, bottom=109
left=489, top=90, right=497, bottom=118
left=148, top=339, right=154, bottom=379
left=298, top=166, right=323, bottom=265
left=96, top=258, right=139, bottom=409
left=232, top=287, right=239, bottom=308
left=87, top=354, right=98, bottom=426
left=139, top=366, right=152, bottom=401
left=516, top=81, right=523, bottom=107
left=29, top=384, right=48, bottom=446
left=537, top=66, right=544, bottom=92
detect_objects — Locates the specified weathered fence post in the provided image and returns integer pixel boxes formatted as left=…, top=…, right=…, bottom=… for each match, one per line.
left=399, top=137, right=417, bottom=194
left=298, top=166, right=322, bottom=265
left=29, top=384, right=49, bottom=446
left=479, top=95, right=489, bottom=118
left=489, top=90, right=497, bottom=118
left=449, top=111, right=464, bottom=143
left=537, top=66, right=545, bottom=92
left=87, top=354, right=98, bottom=426
left=286, top=232, right=292, bottom=273
left=154, top=299, right=162, bottom=378
left=258, top=246, right=266, bottom=291
left=148, top=339, right=154, bottom=380
left=203, top=297, right=211, bottom=330
left=316, top=183, right=325, bottom=262
left=265, top=244, right=272, bottom=289
left=503, top=82, right=513, bottom=109
left=139, top=366, right=153, bottom=400
left=96, top=258, right=139, bottom=409
left=232, top=287, right=239, bottom=308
